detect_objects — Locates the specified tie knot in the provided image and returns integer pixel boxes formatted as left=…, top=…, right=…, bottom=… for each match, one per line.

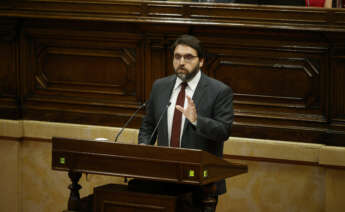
left=180, top=82, right=188, bottom=89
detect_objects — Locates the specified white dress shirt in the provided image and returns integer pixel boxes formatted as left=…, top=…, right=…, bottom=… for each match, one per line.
left=167, top=71, right=201, bottom=147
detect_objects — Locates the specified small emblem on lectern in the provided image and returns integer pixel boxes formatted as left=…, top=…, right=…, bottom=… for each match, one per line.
left=59, top=157, right=66, bottom=164
left=189, top=170, right=195, bottom=177
left=203, top=170, right=208, bottom=178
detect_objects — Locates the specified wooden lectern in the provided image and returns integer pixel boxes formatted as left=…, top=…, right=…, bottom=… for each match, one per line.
left=52, top=137, right=247, bottom=212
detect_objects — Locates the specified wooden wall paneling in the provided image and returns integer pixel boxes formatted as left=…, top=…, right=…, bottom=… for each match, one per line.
left=143, top=36, right=151, bottom=101
left=0, top=1, right=345, bottom=145
left=143, top=34, right=172, bottom=102
left=330, top=51, right=345, bottom=143
left=332, top=57, right=345, bottom=122
left=136, top=35, right=145, bottom=105
left=0, top=19, right=20, bottom=119
left=148, top=36, right=167, bottom=96
left=19, top=20, right=146, bottom=126
left=329, top=38, right=345, bottom=145
left=141, top=24, right=191, bottom=99
left=2, top=1, right=345, bottom=31
left=197, top=27, right=330, bottom=143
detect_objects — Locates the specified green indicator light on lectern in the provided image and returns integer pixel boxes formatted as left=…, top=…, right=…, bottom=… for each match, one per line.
left=59, top=157, right=65, bottom=164
left=203, top=170, right=208, bottom=178
left=189, top=170, right=195, bottom=177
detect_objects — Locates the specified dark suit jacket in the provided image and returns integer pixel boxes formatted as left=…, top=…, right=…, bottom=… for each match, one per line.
left=138, top=72, right=234, bottom=195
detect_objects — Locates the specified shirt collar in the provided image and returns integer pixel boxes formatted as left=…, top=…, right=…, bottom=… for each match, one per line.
left=174, top=70, right=201, bottom=91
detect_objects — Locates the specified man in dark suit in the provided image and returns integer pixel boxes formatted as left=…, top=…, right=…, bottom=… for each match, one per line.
left=138, top=34, right=234, bottom=211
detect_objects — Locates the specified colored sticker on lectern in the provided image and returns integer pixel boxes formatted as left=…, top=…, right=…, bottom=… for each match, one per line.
left=59, top=157, right=66, bottom=165
left=203, top=170, right=208, bottom=178
left=189, top=170, right=195, bottom=177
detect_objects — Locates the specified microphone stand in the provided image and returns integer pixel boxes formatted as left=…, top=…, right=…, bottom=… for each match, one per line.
left=148, top=102, right=171, bottom=144
left=114, top=102, right=146, bottom=143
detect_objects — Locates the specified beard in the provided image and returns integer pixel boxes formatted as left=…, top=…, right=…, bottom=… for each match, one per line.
left=175, top=64, right=200, bottom=82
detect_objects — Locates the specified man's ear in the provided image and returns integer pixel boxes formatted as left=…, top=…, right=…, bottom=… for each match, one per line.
left=199, top=58, right=204, bottom=68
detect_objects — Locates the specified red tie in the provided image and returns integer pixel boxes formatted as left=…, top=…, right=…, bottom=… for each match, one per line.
left=170, top=82, right=187, bottom=147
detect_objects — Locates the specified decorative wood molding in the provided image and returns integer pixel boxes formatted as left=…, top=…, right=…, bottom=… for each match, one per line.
left=0, top=136, right=22, bottom=142
left=331, top=45, right=345, bottom=128
left=1, top=1, right=345, bottom=31
left=17, top=25, right=146, bottom=126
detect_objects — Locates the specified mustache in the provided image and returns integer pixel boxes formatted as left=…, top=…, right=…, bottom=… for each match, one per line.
left=177, top=66, right=187, bottom=71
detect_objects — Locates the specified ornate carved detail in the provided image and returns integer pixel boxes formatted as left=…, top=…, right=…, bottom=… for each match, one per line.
left=20, top=24, right=142, bottom=104
left=16, top=25, right=146, bottom=126
left=67, top=171, right=82, bottom=211
left=1, top=1, right=345, bottom=31
left=208, top=55, right=321, bottom=109
left=33, top=46, right=137, bottom=98
left=141, top=3, right=148, bottom=17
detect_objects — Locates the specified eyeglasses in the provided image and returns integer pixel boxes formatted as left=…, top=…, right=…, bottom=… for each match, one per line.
left=174, top=54, right=198, bottom=62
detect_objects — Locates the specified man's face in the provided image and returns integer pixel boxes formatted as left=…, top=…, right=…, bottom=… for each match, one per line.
left=173, top=44, right=204, bottom=82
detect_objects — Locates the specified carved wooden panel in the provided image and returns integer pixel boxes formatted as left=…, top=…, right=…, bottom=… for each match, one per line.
left=206, top=47, right=325, bottom=117
left=331, top=47, right=345, bottom=127
left=36, top=48, right=137, bottom=99
left=0, top=20, right=19, bottom=119
left=20, top=22, right=145, bottom=126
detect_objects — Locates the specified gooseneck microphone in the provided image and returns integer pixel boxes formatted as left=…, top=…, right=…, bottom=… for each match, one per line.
left=148, top=102, right=171, bottom=144
left=114, top=102, right=146, bottom=143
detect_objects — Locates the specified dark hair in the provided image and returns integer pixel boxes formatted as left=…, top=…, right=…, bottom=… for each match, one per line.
left=171, top=34, right=204, bottom=59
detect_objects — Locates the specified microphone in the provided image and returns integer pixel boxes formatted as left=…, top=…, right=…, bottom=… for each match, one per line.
left=148, top=102, right=171, bottom=144
left=115, top=102, right=146, bottom=143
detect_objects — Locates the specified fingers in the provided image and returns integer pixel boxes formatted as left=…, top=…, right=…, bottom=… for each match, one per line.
left=186, top=96, right=196, bottom=113
left=186, top=96, right=194, bottom=106
left=176, top=96, right=196, bottom=113
left=175, top=105, right=184, bottom=113
left=176, top=96, right=194, bottom=112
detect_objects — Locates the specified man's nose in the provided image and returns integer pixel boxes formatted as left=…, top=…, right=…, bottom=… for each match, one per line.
left=179, top=57, right=186, bottom=64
